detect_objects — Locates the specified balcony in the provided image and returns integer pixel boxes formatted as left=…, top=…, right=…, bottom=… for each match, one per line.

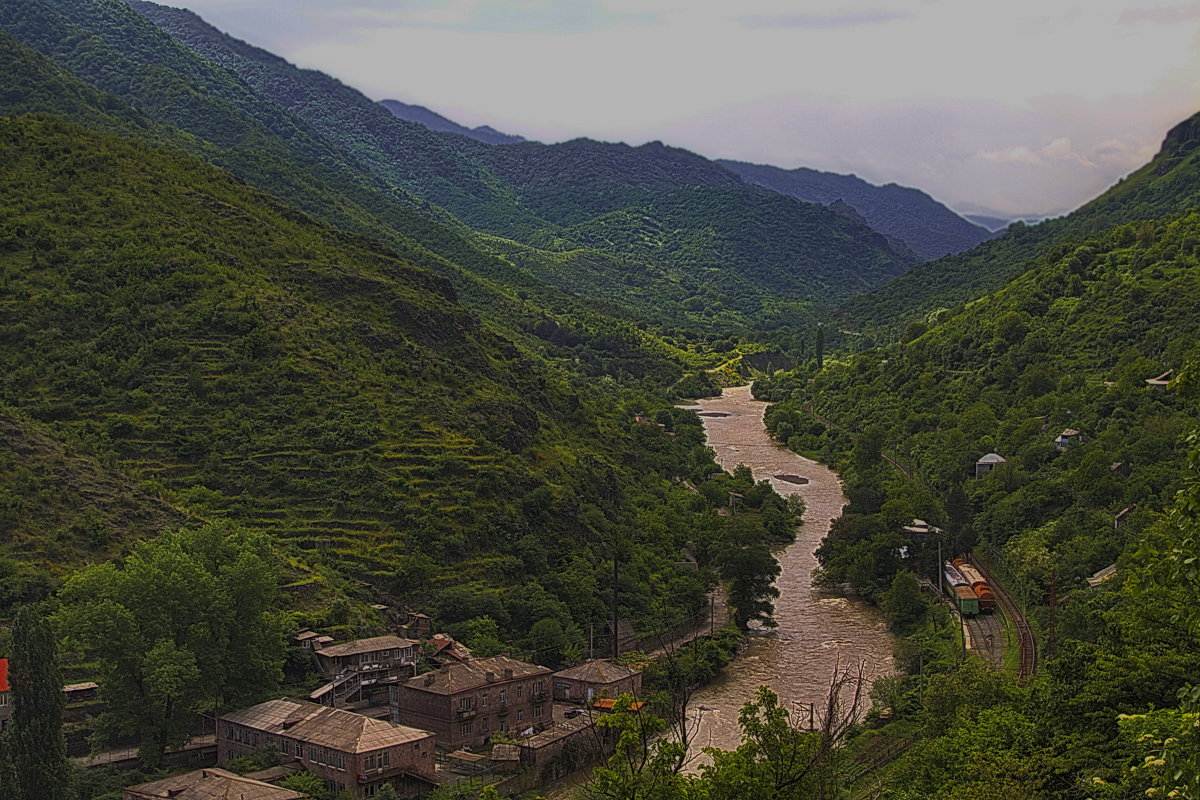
left=457, top=708, right=477, bottom=719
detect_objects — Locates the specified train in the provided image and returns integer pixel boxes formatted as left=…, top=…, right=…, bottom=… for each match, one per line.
left=951, top=557, right=996, bottom=612
left=942, top=563, right=980, bottom=616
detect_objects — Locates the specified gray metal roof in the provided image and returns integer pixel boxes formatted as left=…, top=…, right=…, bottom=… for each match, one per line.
left=222, top=698, right=431, bottom=753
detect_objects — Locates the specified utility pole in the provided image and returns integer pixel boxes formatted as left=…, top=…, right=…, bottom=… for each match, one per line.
left=611, top=552, right=620, bottom=661
left=1047, top=564, right=1058, bottom=660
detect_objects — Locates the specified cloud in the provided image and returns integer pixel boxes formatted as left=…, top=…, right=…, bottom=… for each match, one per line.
left=978, top=145, right=1046, bottom=166
left=1120, top=3, right=1200, bottom=24
left=738, top=10, right=913, bottom=28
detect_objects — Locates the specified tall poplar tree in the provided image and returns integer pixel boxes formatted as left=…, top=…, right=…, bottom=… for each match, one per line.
left=11, top=603, right=72, bottom=800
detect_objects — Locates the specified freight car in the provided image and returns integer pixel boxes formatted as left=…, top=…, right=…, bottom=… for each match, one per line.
left=952, top=557, right=996, bottom=612
left=943, top=563, right=980, bottom=616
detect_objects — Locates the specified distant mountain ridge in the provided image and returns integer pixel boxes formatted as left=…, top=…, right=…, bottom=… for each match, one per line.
left=380, top=98, right=525, bottom=145
left=717, top=159, right=994, bottom=260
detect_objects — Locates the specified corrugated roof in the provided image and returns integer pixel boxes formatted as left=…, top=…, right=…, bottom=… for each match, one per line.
left=553, top=660, right=636, bottom=684
left=222, top=699, right=431, bottom=753
left=403, top=657, right=550, bottom=695
left=977, top=453, right=1006, bottom=464
left=315, top=635, right=414, bottom=658
left=124, top=768, right=307, bottom=800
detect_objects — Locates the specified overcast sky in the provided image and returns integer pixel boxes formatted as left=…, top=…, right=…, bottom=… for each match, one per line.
left=163, top=0, right=1200, bottom=217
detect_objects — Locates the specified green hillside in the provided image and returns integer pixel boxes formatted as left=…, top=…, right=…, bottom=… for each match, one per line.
left=0, top=115, right=779, bottom=639
left=751, top=206, right=1200, bottom=797
left=842, top=109, right=1200, bottom=335
left=122, top=0, right=918, bottom=328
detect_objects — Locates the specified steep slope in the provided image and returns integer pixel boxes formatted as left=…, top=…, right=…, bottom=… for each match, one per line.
left=718, top=160, right=994, bottom=260
left=0, top=12, right=694, bottom=375
left=843, top=109, right=1200, bottom=334
left=0, top=115, right=731, bottom=629
left=122, top=1, right=919, bottom=326
left=379, top=98, right=525, bottom=145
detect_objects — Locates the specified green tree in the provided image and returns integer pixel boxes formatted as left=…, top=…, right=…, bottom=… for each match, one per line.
left=10, top=603, right=72, bottom=800
left=527, top=618, right=568, bottom=669
left=716, top=520, right=781, bottom=629
left=56, top=523, right=285, bottom=768
left=881, top=570, right=925, bottom=631
left=279, top=771, right=328, bottom=798
left=463, top=616, right=505, bottom=657
left=815, top=324, right=825, bottom=370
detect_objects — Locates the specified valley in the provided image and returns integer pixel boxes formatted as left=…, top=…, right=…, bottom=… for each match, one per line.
left=0, top=2, right=1198, bottom=800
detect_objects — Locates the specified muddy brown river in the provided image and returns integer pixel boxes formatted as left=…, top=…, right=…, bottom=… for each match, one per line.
left=681, top=384, right=894, bottom=768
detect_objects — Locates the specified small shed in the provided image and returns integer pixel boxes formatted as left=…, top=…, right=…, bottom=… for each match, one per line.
left=1087, top=563, right=1118, bottom=588
left=1114, top=504, right=1137, bottom=530
left=553, top=660, right=642, bottom=704
left=490, top=744, right=521, bottom=773
left=1055, top=429, right=1083, bottom=449
left=975, top=453, right=1006, bottom=479
left=1145, top=369, right=1174, bottom=388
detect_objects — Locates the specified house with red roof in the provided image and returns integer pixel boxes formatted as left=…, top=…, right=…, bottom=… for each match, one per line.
left=0, top=657, right=10, bottom=731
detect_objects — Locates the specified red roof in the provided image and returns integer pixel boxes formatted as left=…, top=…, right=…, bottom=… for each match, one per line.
left=0, top=657, right=9, bottom=693
left=592, top=698, right=644, bottom=711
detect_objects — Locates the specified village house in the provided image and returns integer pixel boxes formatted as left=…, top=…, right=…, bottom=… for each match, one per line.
left=309, top=636, right=418, bottom=707
left=389, top=656, right=553, bottom=750
left=974, top=452, right=1006, bottom=479
left=0, top=657, right=10, bottom=732
left=426, top=633, right=472, bottom=668
left=1055, top=429, right=1084, bottom=449
left=218, top=698, right=436, bottom=798
left=553, top=660, right=642, bottom=704
left=123, top=767, right=309, bottom=800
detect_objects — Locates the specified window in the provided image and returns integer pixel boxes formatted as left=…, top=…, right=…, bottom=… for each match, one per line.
left=460, top=722, right=473, bottom=736
left=0, top=693, right=8, bottom=707
left=381, top=751, right=390, bottom=767
left=498, top=721, right=508, bottom=732
left=279, top=740, right=290, bottom=756
left=365, top=785, right=377, bottom=798
left=459, top=697, right=473, bottom=710
left=515, top=686, right=523, bottom=698
left=481, top=693, right=489, bottom=707
left=498, top=689, right=507, bottom=703
left=365, top=755, right=376, bottom=770
left=481, top=717, right=490, bottom=733
left=337, top=754, right=345, bottom=771
left=516, top=710, right=524, bottom=722
left=534, top=704, right=545, bottom=719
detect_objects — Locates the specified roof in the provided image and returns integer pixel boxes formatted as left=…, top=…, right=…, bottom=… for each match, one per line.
left=1087, top=563, right=1119, bottom=588
left=221, top=699, right=431, bottom=753
left=1146, top=369, right=1174, bottom=385
left=977, top=453, right=1006, bottom=464
left=124, top=768, right=307, bottom=800
left=554, top=660, right=637, bottom=685
left=63, top=682, right=99, bottom=693
left=315, top=635, right=414, bottom=658
left=402, top=656, right=551, bottom=695
left=294, top=631, right=320, bottom=641
left=491, top=744, right=520, bottom=762
left=1059, top=429, right=1081, bottom=437
left=592, top=699, right=645, bottom=711
left=0, top=658, right=8, bottom=693
left=519, top=716, right=595, bottom=750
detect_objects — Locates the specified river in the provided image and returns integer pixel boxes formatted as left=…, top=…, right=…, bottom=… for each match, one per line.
left=681, top=384, right=894, bottom=768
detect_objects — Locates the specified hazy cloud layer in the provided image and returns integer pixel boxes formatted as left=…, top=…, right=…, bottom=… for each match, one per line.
left=157, top=0, right=1200, bottom=216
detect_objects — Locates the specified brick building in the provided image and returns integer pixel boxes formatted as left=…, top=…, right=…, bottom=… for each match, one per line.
left=123, top=768, right=308, bottom=800
left=552, top=660, right=641, bottom=704
left=390, top=656, right=552, bottom=749
left=218, top=698, right=436, bottom=798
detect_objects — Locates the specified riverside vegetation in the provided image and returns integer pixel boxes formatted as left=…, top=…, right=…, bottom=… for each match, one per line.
left=0, top=1, right=1198, bottom=799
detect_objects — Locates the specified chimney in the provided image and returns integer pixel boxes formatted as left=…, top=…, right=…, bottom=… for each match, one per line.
left=424, top=672, right=435, bottom=687
left=485, top=671, right=495, bottom=683
left=503, top=668, right=513, bottom=680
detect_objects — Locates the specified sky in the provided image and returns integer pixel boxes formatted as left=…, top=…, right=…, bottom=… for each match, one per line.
left=162, top=0, right=1200, bottom=218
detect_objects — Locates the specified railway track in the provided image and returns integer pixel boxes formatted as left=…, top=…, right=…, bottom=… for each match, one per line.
left=963, top=612, right=1004, bottom=667
left=968, top=553, right=1037, bottom=683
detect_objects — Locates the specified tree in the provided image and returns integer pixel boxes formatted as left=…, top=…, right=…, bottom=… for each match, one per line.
left=881, top=570, right=925, bottom=631
left=56, top=523, right=285, bottom=768
left=583, top=696, right=687, bottom=800
left=527, top=618, right=568, bottom=669
left=279, top=771, right=328, bottom=799
left=10, top=603, right=72, bottom=800
left=715, top=520, right=781, bottom=629
left=463, top=616, right=505, bottom=657
left=815, top=324, right=825, bottom=370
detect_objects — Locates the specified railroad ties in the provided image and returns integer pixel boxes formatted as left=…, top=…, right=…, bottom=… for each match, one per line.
left=967, top=553, right=1038, bottom=684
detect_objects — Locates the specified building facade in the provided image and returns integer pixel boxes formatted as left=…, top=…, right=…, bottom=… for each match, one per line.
left=218, top=698, right=436, bottom=798
left=552, top=660, right=641, bottom=704
left=390, top=656, right=553, bottom=750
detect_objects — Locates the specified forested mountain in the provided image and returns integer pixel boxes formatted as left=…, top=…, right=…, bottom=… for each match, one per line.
left=751, top=186, right=1200, bottom=796
left=112, top=0, right=919, bottom=327
left=719, top=159, right=994, bottom=260
left=843, top=109, right=1200, bottom=335
left=379, top=98, right=526, bottom=145
left=0, top=113, right=804, bottom=655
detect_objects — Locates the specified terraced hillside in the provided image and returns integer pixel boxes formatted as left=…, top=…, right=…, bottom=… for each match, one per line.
left=0, top=116, right=728, bottom=628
